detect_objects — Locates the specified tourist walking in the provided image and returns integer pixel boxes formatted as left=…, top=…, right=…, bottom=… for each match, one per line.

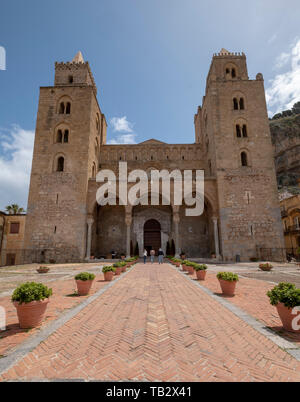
left=143, top=249, right=147, bottom=264
left=158, top=248, right=164, bottom=264
left=150, top=248, right=155, bottom=264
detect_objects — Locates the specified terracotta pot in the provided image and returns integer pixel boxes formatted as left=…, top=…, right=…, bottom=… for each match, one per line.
left=175, top=262, right=181, bottom=268
left=187, top=266, right=195, bottom=275
left=76, top=279, right=94, bottom=296
left=218, top=279, right=237, bottom=296
left=36, top=268, right=49, bottom=274
left=13, top=299, right=49, bottom=329
left=276, top=302, right=300, bottom=333
left=115, top=267, right=122, bottom=275
left=182, top=264, right=188, bottom=271
left=122, top=265, right=127, bottom=272
left=196, top=270, right=207, bottom=280
left=259, top=265, right=272, bottom=271
left=104, top=271, right=114, bottom=281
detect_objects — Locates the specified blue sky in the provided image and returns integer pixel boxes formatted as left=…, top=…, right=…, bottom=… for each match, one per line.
left=0, top=0, right=300, bottom=209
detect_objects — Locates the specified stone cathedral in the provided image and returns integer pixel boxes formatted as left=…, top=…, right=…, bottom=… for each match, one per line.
left=23, top=49, right=285, bottom=263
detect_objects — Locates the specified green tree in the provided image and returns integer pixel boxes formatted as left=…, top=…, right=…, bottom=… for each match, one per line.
left=5, top=204, right=25, bottom=215
left=292, top=101, right=300, bottom=115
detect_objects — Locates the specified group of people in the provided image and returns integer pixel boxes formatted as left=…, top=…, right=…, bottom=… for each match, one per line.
left=143, top=248, right=164, bottom=264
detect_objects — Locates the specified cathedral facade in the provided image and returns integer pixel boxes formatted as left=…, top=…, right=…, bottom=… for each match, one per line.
left=23, top=49, right=285, bottom=263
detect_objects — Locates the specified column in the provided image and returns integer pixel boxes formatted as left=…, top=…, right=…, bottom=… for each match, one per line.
left=125, top=215, right=132, bottom=259
left=85, top=217, right=94, bottom=260
left=173, top=211, right=180, bottom=258
left=212, top=217, right=220, bottom=259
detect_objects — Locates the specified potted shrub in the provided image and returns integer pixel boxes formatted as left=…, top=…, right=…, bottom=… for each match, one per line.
left=120, top=252, right=126, bottom=260
left=182, top=260, right=194, bottom=275
left=194, top=264, right=207, bottom=280
left=180, top=252, right=186, bottom=260
left=217, top=272, right=239, bottom=296
left=36, top=266, right=50, bottom=274
left=113, top=262, right=124, bottom=275
left=267, top=282, right=300, bottom=332
left=259, top=262, right=273, bottom=271
left=102, top=265, right=116, bottom=281
left=12, top=282, right=52, bottom=329
left=75, top=272, right=95, bottom=295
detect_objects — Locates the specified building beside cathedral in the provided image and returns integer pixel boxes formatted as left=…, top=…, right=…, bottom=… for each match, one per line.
left=18, top=49, right=285, bottom=264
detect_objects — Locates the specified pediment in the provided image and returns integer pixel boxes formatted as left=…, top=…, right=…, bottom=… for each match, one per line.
left=139, top=139, right=166, bottom=145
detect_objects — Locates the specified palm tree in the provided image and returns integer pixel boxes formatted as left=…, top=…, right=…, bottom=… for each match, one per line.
left=5, top=204, right=25, bottom=215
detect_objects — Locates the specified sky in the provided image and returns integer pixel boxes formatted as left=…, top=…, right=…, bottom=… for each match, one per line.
left=0, top=0, right=300, bottom=210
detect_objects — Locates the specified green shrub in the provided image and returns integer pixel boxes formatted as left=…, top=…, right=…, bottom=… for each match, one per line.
left=113, top=261, right=127, bottom=267
left=12, top=282, right=52, bottom=304
left=182, top=260, right=193, bottom=266
left=102, top=265, right=116, bottom=273
left=217, top=272, right=239, bottom=282
left=259, top=263, right=273, bottom=269
left=267, top=282, right=300, bottom=308
left=75, top=272, right=95, bottom=281
left=194, top=264, right=207, bottom=271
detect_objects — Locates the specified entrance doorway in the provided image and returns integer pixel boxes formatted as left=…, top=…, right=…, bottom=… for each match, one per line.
left=144, top=219, right=161, bottom=256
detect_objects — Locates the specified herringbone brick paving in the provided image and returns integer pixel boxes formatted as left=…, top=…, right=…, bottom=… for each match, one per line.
left=1, top=263, right=300, bottom=381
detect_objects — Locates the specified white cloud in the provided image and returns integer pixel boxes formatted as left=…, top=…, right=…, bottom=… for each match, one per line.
left=274, top=51, right=290, bottom=70
left=266, top=38, right=300, bottom=116
left=109, top=115, right=137, bottom=144
left=0, top=125, right=34, bottom=211
left=110, top=116, right=134, bottom=133
left=268, top=34, right=277, bottom=45
left=107, top=133, right=137, bottom=144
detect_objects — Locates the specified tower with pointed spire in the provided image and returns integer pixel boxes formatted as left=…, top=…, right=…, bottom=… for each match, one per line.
left=24, top=52, right=107, bottom=262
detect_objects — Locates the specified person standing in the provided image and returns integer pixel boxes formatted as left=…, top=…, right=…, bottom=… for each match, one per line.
left=158, top=248, right=164, bottom=264
left=143, top=249, right=147, bottom=264
left=150, top=248, right=155, bottom=264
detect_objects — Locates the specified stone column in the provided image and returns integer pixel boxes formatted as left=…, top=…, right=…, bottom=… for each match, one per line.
left=85, top=217, right=94, bottom=260
left=173, top=211, right=180, bottom=258
left=125, top=215, right=132, bottom=259
left=212, top=217, right=220, bottom=259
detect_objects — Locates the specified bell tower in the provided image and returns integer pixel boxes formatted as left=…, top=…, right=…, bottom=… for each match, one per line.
left=199, top=49, right=284, bottom=261
left=24, top=52, right=107, bottom=263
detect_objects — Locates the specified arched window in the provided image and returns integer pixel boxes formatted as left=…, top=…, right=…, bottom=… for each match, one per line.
left=92, top=163, right=96, bottom=178
left=57, top=156, right=64, bottom=172
left=63, top=130, right=69, bottom=143
left=56, top=130, right=63, bottom=143
left=239, top=98, right=244, bottom=110
left=241, top=152, right=248, bottom=167
left=236, top=125, right=241, bottom=138
left=68, top=75, right=73, bottom=84
left=242, top=125, right=247, bottom=137
left=66, top=102, right=71, bottom=114
left=59, top=103, right=65, bottom=114
left=233, top=98, right=238, bottom=110
left=231, top=68, right=236, bottom=78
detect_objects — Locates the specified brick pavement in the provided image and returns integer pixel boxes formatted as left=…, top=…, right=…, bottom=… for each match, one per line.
left=0, top=263, right=300, bottom=381
left=194, top=271, right=300, bottom=346
left=0, top=272, right=115, bottom=356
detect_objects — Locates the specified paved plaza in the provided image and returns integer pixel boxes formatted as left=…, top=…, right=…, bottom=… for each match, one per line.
left=0, top=262, right=299, bottom=382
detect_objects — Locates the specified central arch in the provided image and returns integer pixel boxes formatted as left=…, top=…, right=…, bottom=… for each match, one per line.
left=144, top=219, right=161, bottom=256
